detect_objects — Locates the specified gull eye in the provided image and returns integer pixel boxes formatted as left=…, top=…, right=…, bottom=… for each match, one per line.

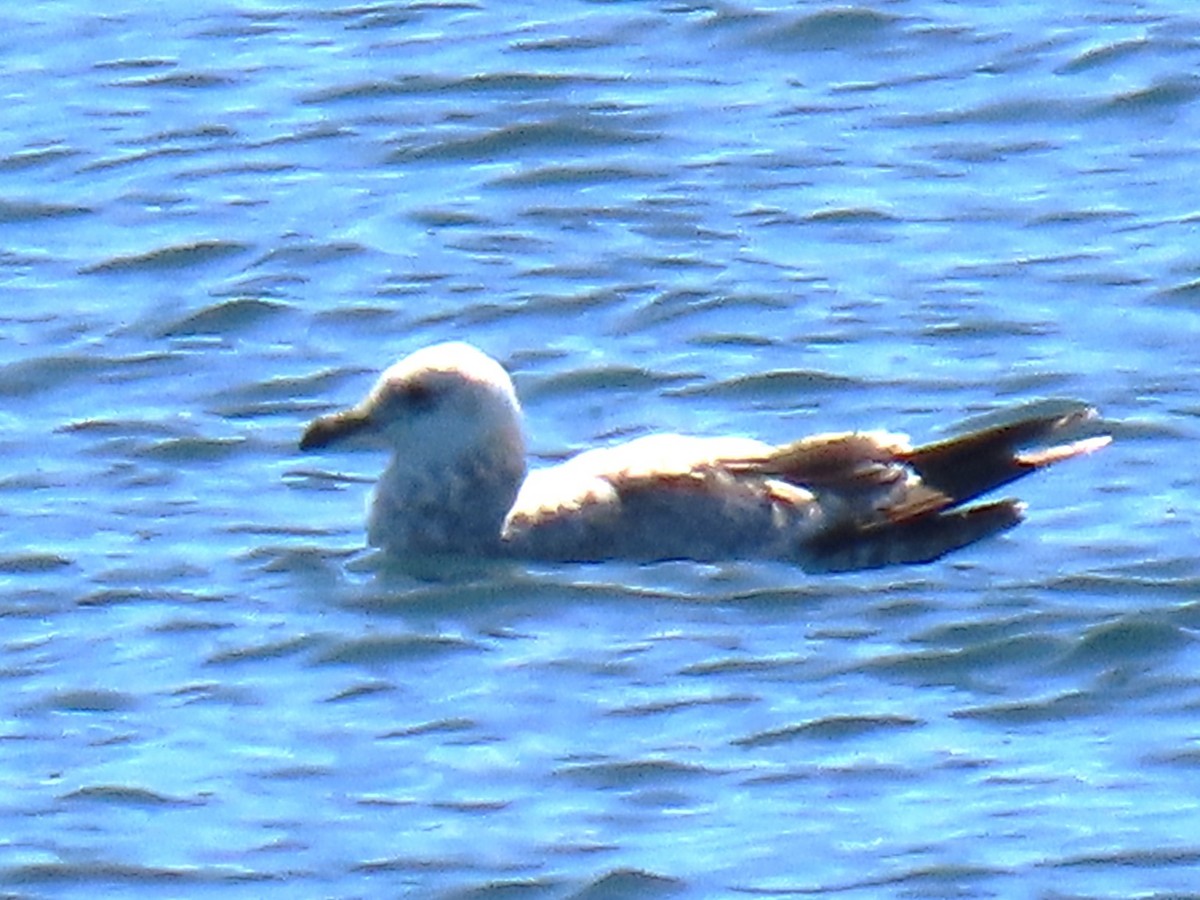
left=399, top=380, right=438, bottom=412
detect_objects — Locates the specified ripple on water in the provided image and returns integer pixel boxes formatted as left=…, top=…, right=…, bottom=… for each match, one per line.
left=1060, top=614, right=1194, bottom=669
left=0, top=353, right=174, bottom=398
left=40, top=688, right=136, bottom=713
left=554, top=759, right=717, bottom=791
left=1, top=1, right=1196, bottom=897
left=735, top=8, right=901, bottom=54
left=78, top=239, right=250, bottom=274
left=0, top=199, right=92, bottom=223
left=313, top=633, right=485, bottom=666
left=61, top=785, right=202, bottom=808
left=387, top=114, right=660, bottom=165
left=4, top=861, right=273, bottom=890
left=155, top=298, right=295, bottom=338
left=0, top=552, right=74, bottom=575
left=733, top=713, right=923, bottom=748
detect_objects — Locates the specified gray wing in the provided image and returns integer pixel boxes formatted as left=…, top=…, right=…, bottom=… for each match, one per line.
left=501, top=434, right=815, bottom=562
left=721, top=404, right=1110, bottom=572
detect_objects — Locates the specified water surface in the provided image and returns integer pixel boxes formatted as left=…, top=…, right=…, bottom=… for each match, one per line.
left=2, top=1, right=1198, bottom=897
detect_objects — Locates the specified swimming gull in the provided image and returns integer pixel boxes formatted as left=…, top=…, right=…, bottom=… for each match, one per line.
left=300, top=342, right=1110, bottom=572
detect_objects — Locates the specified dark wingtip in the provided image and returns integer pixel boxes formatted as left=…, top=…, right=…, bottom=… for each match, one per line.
left=905, top=404, right=1109, bottom=509
left=804, top=498, right=1025, bottom=573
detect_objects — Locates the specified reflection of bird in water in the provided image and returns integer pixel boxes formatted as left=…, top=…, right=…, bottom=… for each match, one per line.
left=301, top=342, right=1110, bottom=572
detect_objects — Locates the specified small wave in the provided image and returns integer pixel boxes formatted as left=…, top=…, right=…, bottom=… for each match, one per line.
left=807, top=207, right=899, bottom=223
left=0, top=352, right=172, bottom=397
left=1060, top=615, right=1192, bottom=668
left=490, top=163, right=657, bottom=188
left=388, top=116, right=657, bottom=164
left=314, top=634, right=483, bottom=666
left=113, top=71, right=236, bottom=89
left=522, top=364, right=690, bottom=400
left=301, top=71, right=587, bottom=104
left=951, top=690, right=1098, bottom=724
left=554, top=758, right=714, bottom=790
left=381, top=717, right=476, bottom=739
left=860, top=633, right=1068, bottom=685
left=733, top=713, right=921, bottom=748
left=7, top=860, right=269, bottom=887
left=93, top=56, right=175, bottom=71
left=0, top=552, right=73, bottom=574
left=1097, top=76, right=1200, bottom=115
left=79, top=239, right=250, bottom=275
left=157, top=297, right=293, bottom=338
left=42, top=688, right=134, bottom=712
left=79, top=587, right=219, bottom=607
left=0, top=199, right=91, bottom=222
left=574, top=869, right=684, bottom=899
left=1153, top=278, right=1200, bottom=309
left=742, top=7, right=899, bottom=53
left=206, top=635, right=321, bottom=666
left=249, top=240, right=368, bottom=267
left=63, top=785, right=202, bottom=807
left=606, top=693, right=756, bottom=718
left=1046, top=846, right=1200, bottom=870
left=0, top=146, right=77, bottom=171
left=680, top=654, right=807, bottom=677
left=1057, top=38, right=1149, bottom=75
left=673, top=368, right=864, bottom=399
left=131, top=436, right=249, bottom=464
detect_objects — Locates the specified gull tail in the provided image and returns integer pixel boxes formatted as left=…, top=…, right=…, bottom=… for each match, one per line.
left=901, top=405, right=1112, bottom=507
left=803, top=404, right=1110, bottom=573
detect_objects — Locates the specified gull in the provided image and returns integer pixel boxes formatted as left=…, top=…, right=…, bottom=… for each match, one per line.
left=300, top=342, right=1110, bottom=572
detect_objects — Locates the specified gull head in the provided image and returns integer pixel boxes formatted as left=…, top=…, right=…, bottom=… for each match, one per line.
left=300, top=342, right=526, bottom=471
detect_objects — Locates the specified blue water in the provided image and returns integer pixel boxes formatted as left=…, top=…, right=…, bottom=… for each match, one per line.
left=2, top=1, right=1198, bottom=897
